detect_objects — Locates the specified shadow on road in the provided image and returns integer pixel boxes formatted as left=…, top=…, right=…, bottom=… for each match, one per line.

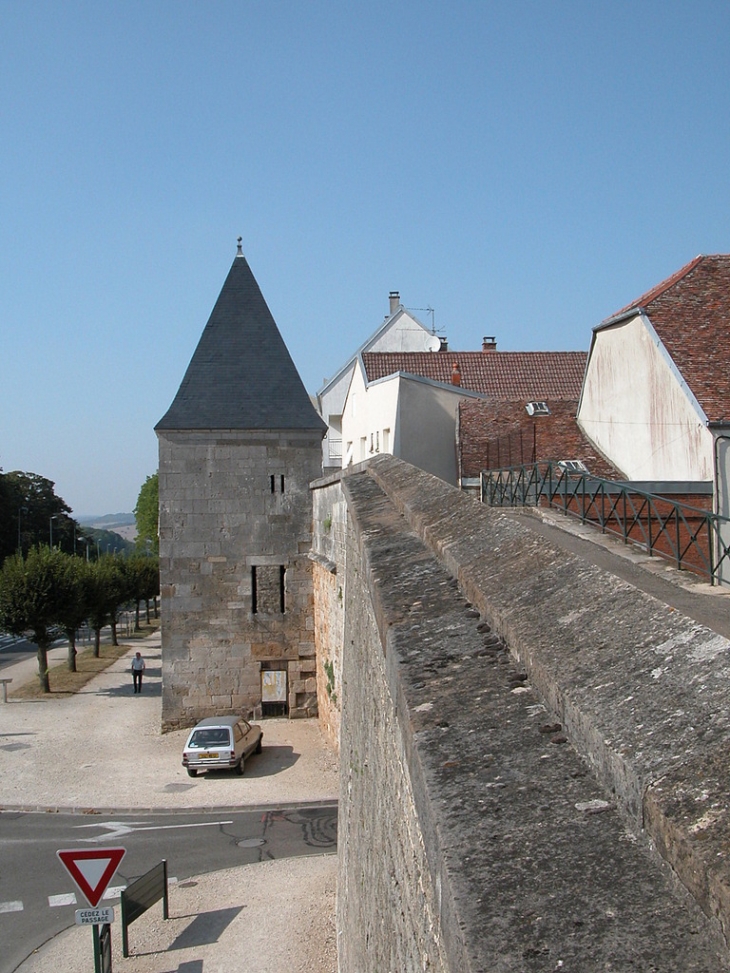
left=191, top=745, right=300, bottom=780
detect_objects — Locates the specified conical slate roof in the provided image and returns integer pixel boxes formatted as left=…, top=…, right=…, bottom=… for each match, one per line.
left=156, top=252, right=326, bottom=432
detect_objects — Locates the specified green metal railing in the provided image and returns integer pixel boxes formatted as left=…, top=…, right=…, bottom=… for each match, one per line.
left=481, top=462, right=730, bottom=585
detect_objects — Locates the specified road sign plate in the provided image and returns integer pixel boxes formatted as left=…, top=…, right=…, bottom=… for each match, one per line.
left=75, top=906, right=115, bottom=925
left=57, top=847, right=126, bottom=907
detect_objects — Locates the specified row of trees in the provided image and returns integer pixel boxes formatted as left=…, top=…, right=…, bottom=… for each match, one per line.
left=0, top=547, right=159, bottom=693
left=0, top=470, right=137, bottom=564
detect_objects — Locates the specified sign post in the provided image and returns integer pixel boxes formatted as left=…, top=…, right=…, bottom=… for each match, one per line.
left=57, top=847, right=126, bottom=973
left=92, top=922, right=112, bottom=973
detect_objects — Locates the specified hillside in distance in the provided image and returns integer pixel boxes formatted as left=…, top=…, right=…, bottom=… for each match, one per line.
left=77, top=513, right=136, bottom=543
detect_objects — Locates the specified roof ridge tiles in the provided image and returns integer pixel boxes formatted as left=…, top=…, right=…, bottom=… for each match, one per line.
left=610, top=255, right=707, bottom=317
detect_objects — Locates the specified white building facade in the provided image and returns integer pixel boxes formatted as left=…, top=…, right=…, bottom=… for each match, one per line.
left=577, top=310, right=713, bottom=481
left=342, top=360, right=485, bottom=485
left=317, top=293, right=440, bottom=469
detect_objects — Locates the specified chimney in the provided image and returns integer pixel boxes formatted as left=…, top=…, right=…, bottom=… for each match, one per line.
left=389, top=291, right=401, bottom=315
left=451, top=361, right=462, bottom=386
left=482, top=336, right=497, bottom=352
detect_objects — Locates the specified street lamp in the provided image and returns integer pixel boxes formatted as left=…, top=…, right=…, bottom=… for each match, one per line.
left=17, top=506, right=28, bottom=553
left=49, top=515, right=59, bottom=548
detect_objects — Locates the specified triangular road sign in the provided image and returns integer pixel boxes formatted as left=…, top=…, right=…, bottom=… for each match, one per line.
left=57, top=847, right=126, bottom=907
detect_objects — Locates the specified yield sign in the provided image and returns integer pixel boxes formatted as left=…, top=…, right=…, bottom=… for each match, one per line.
left=57, top=847, right=126, bottom=907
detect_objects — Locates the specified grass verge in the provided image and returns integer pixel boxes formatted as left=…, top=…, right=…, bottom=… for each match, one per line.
left=9, top=621, right=159, bottom=700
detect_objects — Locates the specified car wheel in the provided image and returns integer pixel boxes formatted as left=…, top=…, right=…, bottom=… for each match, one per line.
left=235, top=757, right=245, bottom=776
left=255, top=737, right=262, bottom=755
left=187, top=768, right=198, bottom=778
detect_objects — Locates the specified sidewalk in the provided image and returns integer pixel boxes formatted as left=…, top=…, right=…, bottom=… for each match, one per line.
left=0, top=629, right=339, bottom=972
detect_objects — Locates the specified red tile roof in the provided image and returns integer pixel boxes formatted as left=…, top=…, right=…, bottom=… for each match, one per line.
left=362, top=351, right=586, bottom=399
left=607, top=254, right=730, bottom=423
left=458, top=399, right=621, bottom=479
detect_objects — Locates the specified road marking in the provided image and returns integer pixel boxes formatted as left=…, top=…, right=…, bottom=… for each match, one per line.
left=76, top=819, right=233, bottom=842
left=1, top=881, right=179, bottom=916
left=49, top=893, right=77, bottom=907
left=102, top=885, right=126, bottom=899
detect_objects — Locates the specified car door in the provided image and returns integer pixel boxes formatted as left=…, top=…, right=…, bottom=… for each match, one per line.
left=232, top=721, right=246, bottom=760
left=238, top=720, right=256, bottom=758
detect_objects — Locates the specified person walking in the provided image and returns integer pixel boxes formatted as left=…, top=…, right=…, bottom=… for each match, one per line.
left=131, top=651, right=146, bottom=693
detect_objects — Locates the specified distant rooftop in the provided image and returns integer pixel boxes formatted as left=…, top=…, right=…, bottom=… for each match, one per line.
left=362, top=350, right=586, bottom=400
left=604, top=254, right=730, bottom=424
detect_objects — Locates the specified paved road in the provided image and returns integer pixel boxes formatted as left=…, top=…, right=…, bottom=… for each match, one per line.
left=0, top=633, right=98, bottom=674
left=0, top=803, right=337, bottom=973
left=0, top=635, right=57, bottom=673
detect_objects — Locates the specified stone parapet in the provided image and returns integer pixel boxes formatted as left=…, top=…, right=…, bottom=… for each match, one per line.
left=335, top=455, right=730, bottom=971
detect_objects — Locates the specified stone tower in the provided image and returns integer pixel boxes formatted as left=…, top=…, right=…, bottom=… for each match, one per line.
left=155, top=244, right=326, bottom=730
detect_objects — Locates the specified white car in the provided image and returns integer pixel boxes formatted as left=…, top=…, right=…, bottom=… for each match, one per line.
left=182, top=716, right=263, bottom=777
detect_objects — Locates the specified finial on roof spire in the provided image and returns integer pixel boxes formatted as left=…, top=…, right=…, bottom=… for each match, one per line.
left=236, top=236, right=243, bottom=256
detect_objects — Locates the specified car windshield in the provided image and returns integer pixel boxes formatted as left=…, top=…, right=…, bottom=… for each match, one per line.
left=187, top=728, right=230, bottom=748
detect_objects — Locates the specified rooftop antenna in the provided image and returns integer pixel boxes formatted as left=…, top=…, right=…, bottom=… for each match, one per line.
left=408, top=306, right=436, bottom=334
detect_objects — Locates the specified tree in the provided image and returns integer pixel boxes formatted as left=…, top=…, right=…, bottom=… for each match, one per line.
left=0, top=546, right=69, bottom=692
left=134, top=473, right=159, bottom=555
left=138, top=556, right=160, bottom=622
left=0, top=470, right=15, bottom=564
left=86, top=557, right=131, bottom=655
left=54, top=556, right=92, bottom=671
left=0, top=471, right=79, bottom=561
left=120, top=556, right=155, bottom=631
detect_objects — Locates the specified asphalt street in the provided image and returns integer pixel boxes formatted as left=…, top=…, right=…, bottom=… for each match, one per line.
left=0, top=805, right=337, bottom=973
left=0, top=635, right=66, bottom=673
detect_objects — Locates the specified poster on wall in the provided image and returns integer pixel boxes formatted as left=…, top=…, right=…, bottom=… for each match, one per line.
left=261, top=670, right=287, bottom=702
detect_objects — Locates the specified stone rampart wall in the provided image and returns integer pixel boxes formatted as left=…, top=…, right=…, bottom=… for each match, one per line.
left=315, top=455, right=730, bottom=971
left=311, top=472, right=348, bottom=750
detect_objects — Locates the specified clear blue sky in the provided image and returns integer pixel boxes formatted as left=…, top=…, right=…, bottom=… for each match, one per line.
left=2, top=1, right=729, bottom=516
